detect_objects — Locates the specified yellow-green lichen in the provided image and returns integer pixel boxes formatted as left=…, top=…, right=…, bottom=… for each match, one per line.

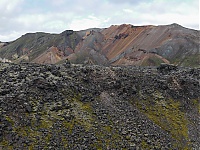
left=135, top=98, right=190, bottom=149
left=141, top=140, right=150, bottom=150
left=0, top=139, right=9, bottom=147
left=71, top=95, right=94, bottom=131
left=103, top=125, right=112, bottom=133
left=193, top=99, right=200, bottom=113
left=91, top=119, right=122, bottom=149
left=5, top=115, right=14, bottom=125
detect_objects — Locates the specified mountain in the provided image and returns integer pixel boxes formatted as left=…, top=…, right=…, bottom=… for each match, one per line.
left=0, top=41, right=10, bottom=48
left=0, top=23, right=199, bottom=66
left=0, top=62, right=199, bottom=149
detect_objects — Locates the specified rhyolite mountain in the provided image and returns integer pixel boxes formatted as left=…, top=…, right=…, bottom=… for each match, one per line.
left=0, top=23, right=199, bottom=66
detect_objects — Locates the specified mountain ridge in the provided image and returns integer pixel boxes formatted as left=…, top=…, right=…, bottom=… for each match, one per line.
left=0, top=23, right=199, bottom=66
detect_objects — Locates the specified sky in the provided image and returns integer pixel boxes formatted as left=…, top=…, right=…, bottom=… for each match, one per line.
left=0, top=0, right=199, bottom=42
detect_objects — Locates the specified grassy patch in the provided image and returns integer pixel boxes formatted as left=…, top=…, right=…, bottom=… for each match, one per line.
left=141, top=55, right=164, bottom=66
left=172, top=54, right=200, bottom=67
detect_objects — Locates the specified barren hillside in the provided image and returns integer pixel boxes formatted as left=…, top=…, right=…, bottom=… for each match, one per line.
left=0, top=23, right=199, bottom=67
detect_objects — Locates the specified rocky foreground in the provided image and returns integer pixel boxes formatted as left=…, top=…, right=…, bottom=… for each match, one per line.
left=0, top=62, right=199, bottom=149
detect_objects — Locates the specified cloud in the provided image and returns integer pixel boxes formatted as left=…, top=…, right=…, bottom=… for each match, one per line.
left=106, top=0, right=199, bottom=29
left=0, top=0, right=199, bottom=42
left=0, top=0, right=24, bottom=16
left=133, top=0, right=199, bottom=29
left=0, top=31, right=23, bottom=42
left=107, top=0, right=150, bottom=4
left=68, top=15, right=109, bottom=31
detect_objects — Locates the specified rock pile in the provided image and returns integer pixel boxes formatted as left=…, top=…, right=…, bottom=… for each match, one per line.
left=0, top=62, right=199, bottom=149
left=0, top=58, right=11, bottom=63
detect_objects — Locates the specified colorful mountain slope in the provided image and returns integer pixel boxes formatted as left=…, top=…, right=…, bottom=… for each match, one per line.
left=0, top=23, right=199, bottom=66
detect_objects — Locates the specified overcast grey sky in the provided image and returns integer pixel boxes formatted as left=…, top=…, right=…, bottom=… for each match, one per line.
left=0, top=0, right=199, bottom=41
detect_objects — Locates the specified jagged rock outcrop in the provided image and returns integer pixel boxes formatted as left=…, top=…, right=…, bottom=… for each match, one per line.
left=0, top=62, right=199, bottom=149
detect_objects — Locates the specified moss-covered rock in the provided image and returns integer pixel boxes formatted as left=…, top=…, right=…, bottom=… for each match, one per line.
left=0, top=63, right=199, bottom=149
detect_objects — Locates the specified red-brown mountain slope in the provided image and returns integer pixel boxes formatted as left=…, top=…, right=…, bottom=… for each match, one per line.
left=0, top=23, right=199, bottom=66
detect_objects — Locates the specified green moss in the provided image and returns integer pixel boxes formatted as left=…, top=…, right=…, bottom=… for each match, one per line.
left=82, top=102, right=93, bottom=113
left=91, top=142, right=103, bottom=150
left=61, top=136, right=68, bottom=148
left=63, top=120, right=75, bottom=134
left=0, top=139, right=9, bottom=146
left=152, top=91, right=164, bottom=100
left=5, top=115, right=14, bottom=125
left=44, top=133, right=51, bottom=143
left=28, top=145, right=34, bottom=150
left=103, top=126, right=112, bottom=132
left=39, top=118, right=53, bottom=129
left=193, top=99, right=200, bottom=113
left=135, top=98, right=190, bottom=149
left=141, top=141, right=150, bottom=150
left=141, top=55, right=165, bottom=66
left=172, top=54, right=200, bottom=67
left=91, top=117, right=122, bottom=149
left=70, top=94, right=94, bottom=131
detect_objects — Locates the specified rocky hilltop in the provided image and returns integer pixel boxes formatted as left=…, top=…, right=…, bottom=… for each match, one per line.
left=0, top=62, right=199, bottom=149
left=0, top=23, right=199, bottom=67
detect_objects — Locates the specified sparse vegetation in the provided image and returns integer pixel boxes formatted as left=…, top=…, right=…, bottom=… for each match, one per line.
left=0, top=63, right=199, bottom=149
left=135, top=98, right=190, bottom=149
